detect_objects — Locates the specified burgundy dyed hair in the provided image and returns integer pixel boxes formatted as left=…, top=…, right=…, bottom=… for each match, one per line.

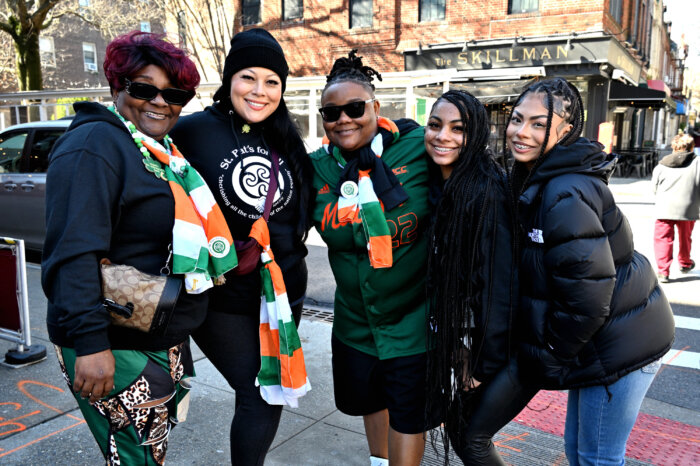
left=104, top=31, right=199, bottom=93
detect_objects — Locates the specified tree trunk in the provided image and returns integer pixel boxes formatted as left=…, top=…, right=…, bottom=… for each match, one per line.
left=14, top=31, right=42, bottom=91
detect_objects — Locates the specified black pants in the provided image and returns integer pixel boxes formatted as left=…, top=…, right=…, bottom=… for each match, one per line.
left=450, top=359, right=538, bottom=465
left=193, top=304, right=303, bottom=466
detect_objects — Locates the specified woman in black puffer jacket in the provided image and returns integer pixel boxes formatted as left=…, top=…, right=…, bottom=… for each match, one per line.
left=507, top=78, right=674, bottom=465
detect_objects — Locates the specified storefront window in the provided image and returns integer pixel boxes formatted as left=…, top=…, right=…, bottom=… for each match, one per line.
left=284, top=90, right=311, bottom=141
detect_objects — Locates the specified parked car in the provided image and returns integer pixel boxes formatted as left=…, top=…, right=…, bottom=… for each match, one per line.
left=0, top=119, right=71, bottom=252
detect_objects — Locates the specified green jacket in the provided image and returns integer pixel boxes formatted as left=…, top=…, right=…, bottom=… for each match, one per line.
left=310, top=127, right=430, bottom=359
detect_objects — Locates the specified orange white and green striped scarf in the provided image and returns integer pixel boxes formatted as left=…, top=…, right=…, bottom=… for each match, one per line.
left=249, top=217, right=311, bottom=407
left=322, top=117, right=399, bottom=268
left=114, top=108, right=237, bottom=293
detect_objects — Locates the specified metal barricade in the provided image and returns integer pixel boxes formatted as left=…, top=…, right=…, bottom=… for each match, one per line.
left=0, top=237, right=46, bottom=366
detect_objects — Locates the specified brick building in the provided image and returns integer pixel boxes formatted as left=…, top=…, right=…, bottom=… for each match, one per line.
left=232, top=0, right=684, bottom=153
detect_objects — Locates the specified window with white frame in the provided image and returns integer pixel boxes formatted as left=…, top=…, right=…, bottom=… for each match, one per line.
left=39, top=36, right=56, bottom=67
left=140, top=21, right=151, bottom=32
left=283, top=0, right=303, bottom=20
left=509, top=0, right=538, bottom=14
left=419, top=0, right=445, bottom=22
left=83, top=43, right=97, bottom=72
left=350, top=0, right=372, bottom=28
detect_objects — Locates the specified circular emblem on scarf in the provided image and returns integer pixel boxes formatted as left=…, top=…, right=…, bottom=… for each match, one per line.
left=208, top=237, right=231, bottom=258
left=340, top=180, right=359, bottom=199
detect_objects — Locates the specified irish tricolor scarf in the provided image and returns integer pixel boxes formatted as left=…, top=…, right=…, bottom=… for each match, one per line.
left=113, top=109, right=237, bottom=294
left=249, top=217, right=311, bottom=407
left=323, top=117, right=399, bottom=268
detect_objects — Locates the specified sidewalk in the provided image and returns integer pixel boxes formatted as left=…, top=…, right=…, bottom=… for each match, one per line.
left=0, top=177, right=698, bottom=465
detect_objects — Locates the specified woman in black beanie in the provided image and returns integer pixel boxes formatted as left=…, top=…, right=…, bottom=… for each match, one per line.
left=170, top=28, right=313, bottom=465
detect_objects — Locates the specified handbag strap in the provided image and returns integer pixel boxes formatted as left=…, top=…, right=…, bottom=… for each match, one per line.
left=262, top=150, right=280, bottom=221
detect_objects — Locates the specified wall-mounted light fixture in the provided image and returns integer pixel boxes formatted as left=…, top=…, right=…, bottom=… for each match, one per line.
left=417, top=42, right=423, bottom=56
left=462, top=41, right=469, bottom=52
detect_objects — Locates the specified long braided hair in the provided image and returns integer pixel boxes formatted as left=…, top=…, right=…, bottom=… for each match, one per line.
left=506, top=78, right=585, bottom=197
left=322, top=49, right=382, bottom=98
left=425, top=90, right=511, bottom=461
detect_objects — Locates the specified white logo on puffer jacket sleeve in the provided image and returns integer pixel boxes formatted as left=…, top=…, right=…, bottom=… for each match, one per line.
left=528, top=228, right=544, bottom=243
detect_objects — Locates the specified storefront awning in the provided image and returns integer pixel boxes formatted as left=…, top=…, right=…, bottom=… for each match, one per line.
left=608, top=81, right=670, bottom=109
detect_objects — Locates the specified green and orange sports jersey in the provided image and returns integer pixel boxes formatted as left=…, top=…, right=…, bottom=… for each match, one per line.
left=309, top=126, right=430, bottom=360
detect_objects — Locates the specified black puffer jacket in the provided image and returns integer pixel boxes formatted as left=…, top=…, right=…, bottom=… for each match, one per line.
left=515, top=138, right=674, bottom=389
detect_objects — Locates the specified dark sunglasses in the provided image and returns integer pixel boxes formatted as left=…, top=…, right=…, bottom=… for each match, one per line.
left=318, top=99, right=374, bottom=122
left=124, top=79, right=195, bottom=106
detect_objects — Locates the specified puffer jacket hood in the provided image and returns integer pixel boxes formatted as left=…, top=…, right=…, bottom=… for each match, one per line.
left=515, top=138, right=675, bottom=389
left=526, top=138, right=614, bottom=187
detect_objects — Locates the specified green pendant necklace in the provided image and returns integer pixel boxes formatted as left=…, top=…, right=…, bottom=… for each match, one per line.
left=109, top=106, right=170, bottom=181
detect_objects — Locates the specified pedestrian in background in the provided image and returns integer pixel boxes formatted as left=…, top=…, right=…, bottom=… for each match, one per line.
left=309, top=50, right=434, bottom=466
left=424, top=89, right=534, bottom=465
left=651, top=133, right=700, bottom=283
left=508, top=78, right=675, bottom=466
left=170, top=28, right=313, bottom=465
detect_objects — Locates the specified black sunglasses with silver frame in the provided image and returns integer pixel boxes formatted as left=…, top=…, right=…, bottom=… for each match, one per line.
left=124, top=79, right=195, bottom=106
left=319, top=99, right=375, bottom=122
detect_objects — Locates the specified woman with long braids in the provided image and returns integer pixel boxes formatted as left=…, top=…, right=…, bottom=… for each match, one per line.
left=170, top=28, right=313, bottom=465
left=508, top=77, right=674, bottom=465
left=424, top=89, right=536, bottom=465
left=309, top=50, right=435, bottom=466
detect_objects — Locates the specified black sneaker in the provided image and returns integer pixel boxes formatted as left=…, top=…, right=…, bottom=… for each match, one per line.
left=680, top=260, right=695, bottom=273
left=657, top=273, right=670, bottom=283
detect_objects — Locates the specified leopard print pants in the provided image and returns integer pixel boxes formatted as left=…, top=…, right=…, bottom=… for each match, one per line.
left=56, top=342, right=193, bottom=465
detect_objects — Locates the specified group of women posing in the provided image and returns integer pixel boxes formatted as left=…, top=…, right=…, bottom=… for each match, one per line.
left=43, top=28, right=674, bottom=466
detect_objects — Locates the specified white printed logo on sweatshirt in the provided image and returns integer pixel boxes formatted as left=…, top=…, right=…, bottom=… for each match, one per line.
left=216, top=144, right=293, bottom=220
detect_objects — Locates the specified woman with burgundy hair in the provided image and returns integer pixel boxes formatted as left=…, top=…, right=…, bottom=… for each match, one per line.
left=42, top=31, right=235, bottom=464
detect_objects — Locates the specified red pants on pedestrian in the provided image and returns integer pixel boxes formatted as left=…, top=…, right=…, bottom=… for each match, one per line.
left=653, top=219, right=695, bottom=276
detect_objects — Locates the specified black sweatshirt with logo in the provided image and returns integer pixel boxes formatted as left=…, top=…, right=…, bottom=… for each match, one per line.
left=171, top=103, right=307, bottom=315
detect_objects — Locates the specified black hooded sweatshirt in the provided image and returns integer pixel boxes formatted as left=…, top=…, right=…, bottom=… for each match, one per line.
left=514, top=137, right=675, bottom=389
left=42, top=102, right=207, bottom=356
left=170, top=103, right=307, bottom=315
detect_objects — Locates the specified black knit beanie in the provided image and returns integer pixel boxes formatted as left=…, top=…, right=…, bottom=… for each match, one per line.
left=213, top=28, right=289, bottom=102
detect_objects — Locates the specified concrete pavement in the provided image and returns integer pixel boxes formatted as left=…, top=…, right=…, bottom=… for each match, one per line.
left=0, top=176, right=698, bottom=465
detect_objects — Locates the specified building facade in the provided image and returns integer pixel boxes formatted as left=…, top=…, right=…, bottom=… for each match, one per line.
left=232, top=0, right=685, bottom=154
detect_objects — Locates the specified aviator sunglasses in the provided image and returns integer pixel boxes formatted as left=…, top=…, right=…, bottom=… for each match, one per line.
left=124, top=79, right=195, bottom=106
left=319, top=99, right=375, bottom=122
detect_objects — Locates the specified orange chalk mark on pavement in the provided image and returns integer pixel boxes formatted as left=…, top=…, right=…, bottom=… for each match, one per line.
left=0, top=421, right=85, bottom=458
left=0, top=410, right=41, bottom=437
left=494, top=431, right=529, bottom=452
left=17, top=380, right=82, bottom=420
left=0, top=380, right=86, bottom=458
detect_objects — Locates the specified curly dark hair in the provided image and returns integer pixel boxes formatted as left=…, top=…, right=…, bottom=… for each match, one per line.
left=425, top=90, right=516, bottom=463
left=322, top=49, right=382, bottom=97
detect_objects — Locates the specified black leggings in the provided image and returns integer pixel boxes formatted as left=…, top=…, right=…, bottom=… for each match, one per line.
left=449, top=359, right=538, bottom=465
left=192, top=304, right=303, bottom=466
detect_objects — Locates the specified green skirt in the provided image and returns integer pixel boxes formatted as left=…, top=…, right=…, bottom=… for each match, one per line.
left=56, top=342, right=194, bottom=465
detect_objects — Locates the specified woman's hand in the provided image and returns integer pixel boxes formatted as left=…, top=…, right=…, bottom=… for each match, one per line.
left=73, top=349, right=115, bottom=403
left=457, top=347, right=481, bottom=391
left=463, top=377, right=482, bottom=392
